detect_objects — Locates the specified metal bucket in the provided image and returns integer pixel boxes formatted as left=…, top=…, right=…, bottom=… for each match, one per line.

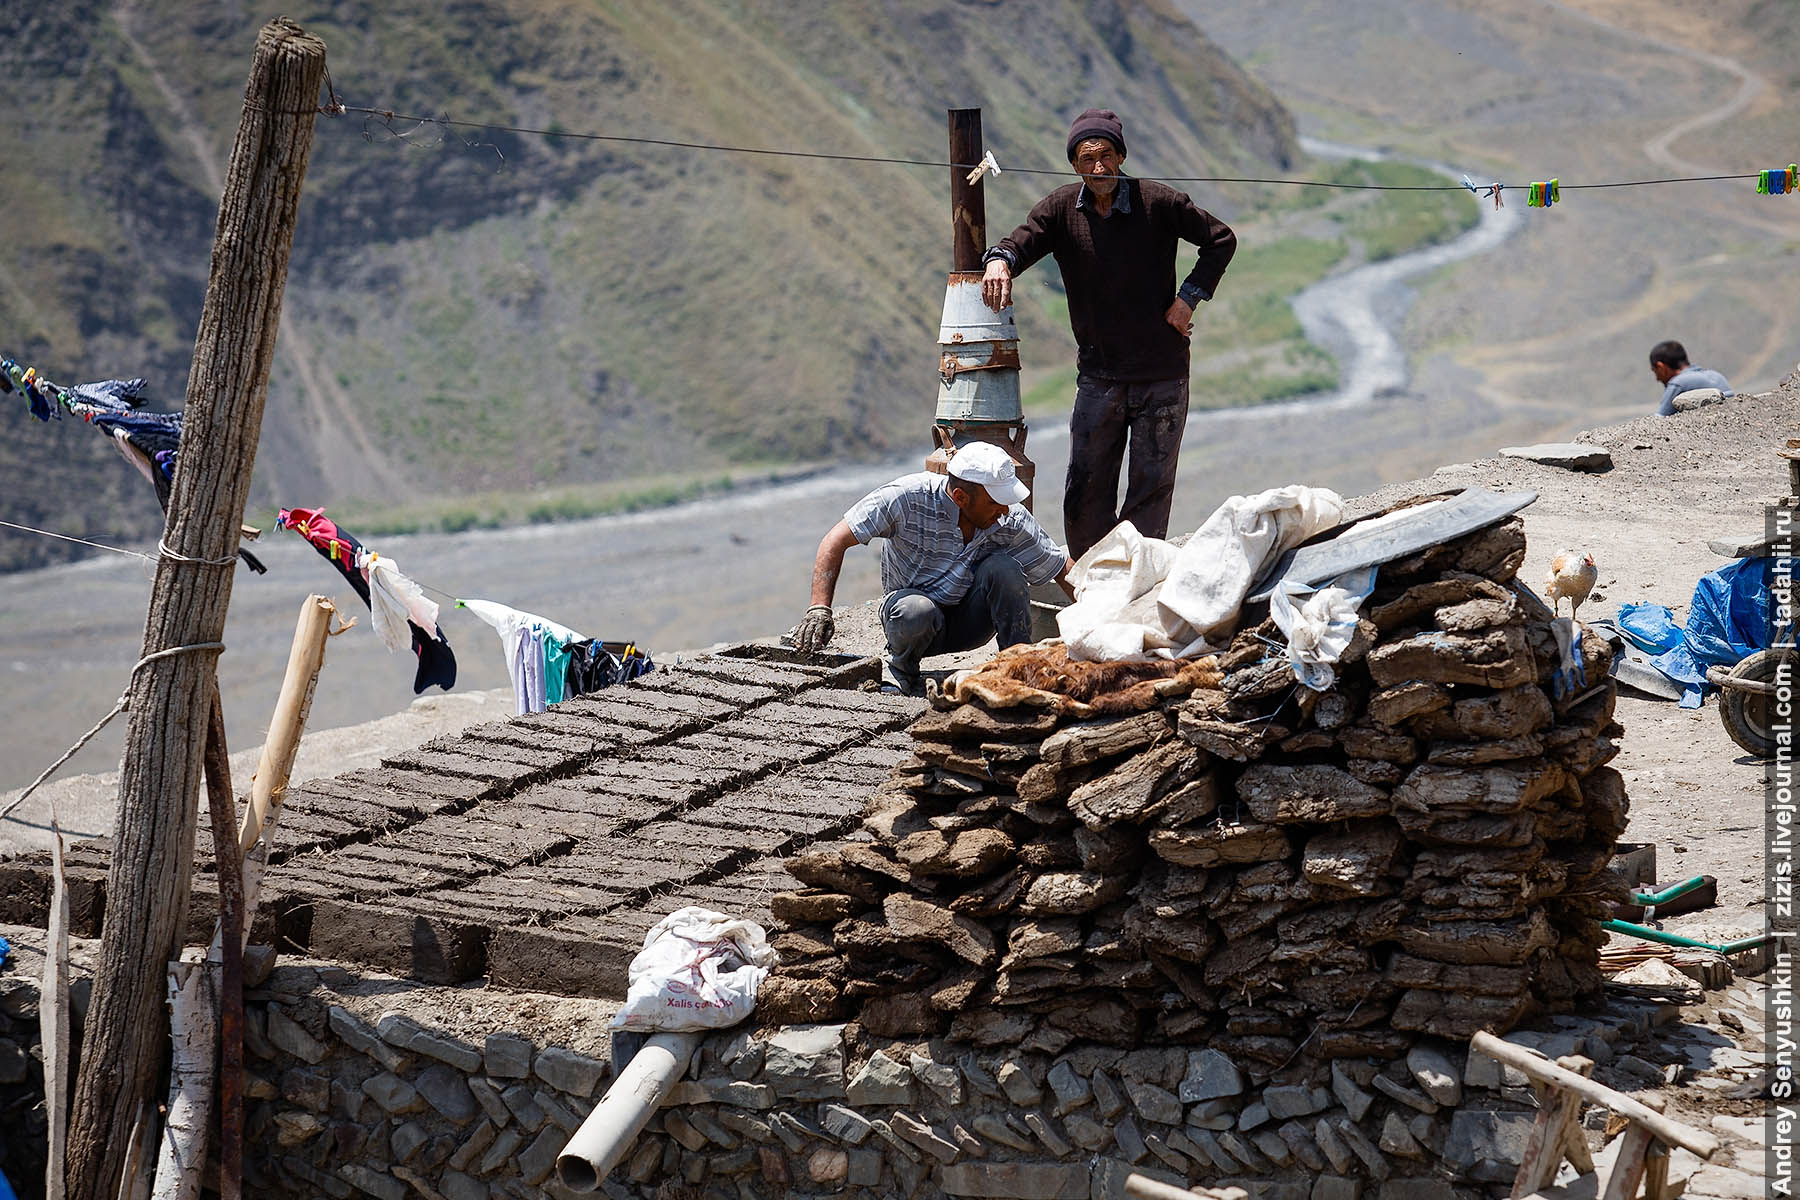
left=937, top=271, right=1016, bottom=344
left=936, top=272, right=1022, bottom=423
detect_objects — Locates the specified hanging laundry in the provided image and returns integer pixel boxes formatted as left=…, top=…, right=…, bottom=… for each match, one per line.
left=357, top=550, right=445, bottom=657
left=6, top=358, right=266, bottom=573
left=277, top=506, right=457, bottom=694
left=458, top=598, right=588, bottom=715
left=564, top=639, right=655, bottom=696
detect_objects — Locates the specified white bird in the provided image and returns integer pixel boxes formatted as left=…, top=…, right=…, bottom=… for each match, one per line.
left=1544, top=550, right=1599, bottom=621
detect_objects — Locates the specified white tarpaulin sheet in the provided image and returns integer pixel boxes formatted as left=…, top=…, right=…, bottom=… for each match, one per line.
left=1058, top=485, right=1347, bottom=661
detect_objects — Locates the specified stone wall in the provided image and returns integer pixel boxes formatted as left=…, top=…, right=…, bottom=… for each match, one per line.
left=0, top=940, right=1692, bottom=1200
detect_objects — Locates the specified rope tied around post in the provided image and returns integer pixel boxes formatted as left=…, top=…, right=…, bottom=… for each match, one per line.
left=0, top=641, right=227, bottom=822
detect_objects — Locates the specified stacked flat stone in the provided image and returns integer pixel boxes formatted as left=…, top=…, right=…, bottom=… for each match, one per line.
left=763, top=512, right=1629, bottom=1065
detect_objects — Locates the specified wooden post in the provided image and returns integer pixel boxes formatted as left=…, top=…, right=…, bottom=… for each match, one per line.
left=240, top=595, right=336, bottom=854
left=948, top=108, right=987, bottom=271
left=63, top=20, right=325, bottom=1200
left=203, top=694, right=245, bottom=1200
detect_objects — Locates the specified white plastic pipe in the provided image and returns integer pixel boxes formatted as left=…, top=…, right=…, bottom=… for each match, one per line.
left=555, top=1032, right=703, bottom=1192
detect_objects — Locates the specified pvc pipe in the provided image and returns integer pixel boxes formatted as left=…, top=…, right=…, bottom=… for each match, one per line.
left=555, top=1032, right=703, bottom=1192
left=1602, top=919, right=1775, bottom=955
left=1629, top=876, right=1710, bottom=907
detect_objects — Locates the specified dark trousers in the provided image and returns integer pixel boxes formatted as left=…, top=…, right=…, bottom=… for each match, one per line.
left=881, top=555, right=1031, bottom=685
left=1065, top=373, right=1189, bottom=560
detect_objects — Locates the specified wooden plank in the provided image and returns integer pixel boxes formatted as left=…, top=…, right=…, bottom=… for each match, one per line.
left=1598, top=1123, right=1653, bottom=1200
left=1470, top=1033, right=1719, bottom=1159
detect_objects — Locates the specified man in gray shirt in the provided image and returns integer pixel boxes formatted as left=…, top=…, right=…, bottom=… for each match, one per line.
left=792, top=443, right=1074, bottom=694
left=1650, top=340, right=1733, bottom=416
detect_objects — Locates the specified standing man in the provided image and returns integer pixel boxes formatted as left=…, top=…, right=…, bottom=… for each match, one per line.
left=1649, top=340, right=1734, bottom=416
left=981, top=107, right=1236, bottom=560
left=793, top=443, right=1074, bottom=694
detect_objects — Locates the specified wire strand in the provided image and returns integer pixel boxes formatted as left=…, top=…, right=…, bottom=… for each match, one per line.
left=322, top=103, right=1767, bottom=192
left=0, top=641, right=228, bottom=822
left=0, top=518, right=157, bottom=562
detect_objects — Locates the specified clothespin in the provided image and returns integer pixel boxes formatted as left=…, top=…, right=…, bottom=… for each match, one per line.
left=1488, top=183, right=1504, bottom=209
left=1459, top=174, right=1480, bottom=196
left=1757, top=169, right=1770, bottom=194
left=965, top=149, right=1001, bottom=185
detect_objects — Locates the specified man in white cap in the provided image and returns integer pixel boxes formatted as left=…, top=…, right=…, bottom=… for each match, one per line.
left=794, top=442, right=1074, bottom=694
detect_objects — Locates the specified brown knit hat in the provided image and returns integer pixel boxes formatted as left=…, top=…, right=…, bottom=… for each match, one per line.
left=1066, top=108, right=1126, bottom=161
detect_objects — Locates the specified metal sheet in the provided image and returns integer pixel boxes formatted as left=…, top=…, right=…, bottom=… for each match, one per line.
left=1246, top=487, right=1537, bottom=603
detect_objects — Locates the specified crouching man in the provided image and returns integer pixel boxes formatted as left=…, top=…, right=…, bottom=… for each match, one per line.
left=793, top=442, right=1075, bottom=694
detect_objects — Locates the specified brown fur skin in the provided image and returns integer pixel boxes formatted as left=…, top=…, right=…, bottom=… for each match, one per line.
left=942, top=643, right=1222, bottom=715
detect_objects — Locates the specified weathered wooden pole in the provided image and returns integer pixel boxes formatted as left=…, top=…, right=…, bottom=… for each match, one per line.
left=948, top=108, right=987, bottom=271
left=63, top=20, right=325, bottom=1200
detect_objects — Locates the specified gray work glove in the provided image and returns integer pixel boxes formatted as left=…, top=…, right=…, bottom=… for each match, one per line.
left=794, top=605, right=835, bottom=653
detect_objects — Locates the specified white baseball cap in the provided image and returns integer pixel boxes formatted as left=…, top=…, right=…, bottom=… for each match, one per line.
left=947, top=441, right=1029, bottom=506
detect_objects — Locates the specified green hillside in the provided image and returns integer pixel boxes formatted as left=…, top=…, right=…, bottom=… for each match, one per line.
left=1, top=0, right=1304, bottom=569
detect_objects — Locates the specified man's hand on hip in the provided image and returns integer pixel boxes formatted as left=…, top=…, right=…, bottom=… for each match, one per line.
left=1164, top=297, right=1194, bottom=337
left=981, top=260, right=1013, bottom=311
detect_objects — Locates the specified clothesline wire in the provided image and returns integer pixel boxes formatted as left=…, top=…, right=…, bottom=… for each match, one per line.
left=0, top=518, right=157, bottom=563
left=0, top=641, right=227, bottom=822
left=318, top=102, right=1775, bottom=193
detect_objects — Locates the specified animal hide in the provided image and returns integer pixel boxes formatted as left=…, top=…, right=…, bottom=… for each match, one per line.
left=940, top=642, right=1222, bottom=716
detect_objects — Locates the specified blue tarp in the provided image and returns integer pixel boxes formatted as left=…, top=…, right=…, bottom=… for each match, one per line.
left=1616, top=557, right=1772, bottom=706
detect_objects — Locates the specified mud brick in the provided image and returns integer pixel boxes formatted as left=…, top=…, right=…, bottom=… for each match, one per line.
left=754, top=700, right=887, bottom=730
left=273, top=809, right=369, bottom=843
left=823, top=743, right=914, bottom=769
left=277, top=790, right=408, bottom=837
left=791, top=684, right=918, bottom=713
left=621, top=759, right=745, bottom=789
left=304, top=767, right=495, bottom=813
left=799, top=760, right=900, bottom=787
left=665, top=733, right=810, bottom=773
left=59, top=837, right=112, bottom=870
left=466, top=726, right=600, bottom=757
left=653, top=658, right=822, bottom=691
left=637, top=819, right=795, bottom=858
left=683, top=796, right=845, bottom=839
left=572, top=685, right=739, bottom=721
left=510, top=707, right=657, bottom=744
left=451, top=874, right=632, bottom=918
left=183, top=873, right=286, bottom=946
left=309, top=899, right=489, bottom=983
left=486, top=917, right=646, bottom=998
left=565, top=763, right=697, bottom=797
left=707, top=717, right=856, bottom=749
left=702, top=780, right=864, bottom=827
left=0, top=857, right=108, bottom=934
left=637, top=672, right=783, bottom=707
left=383, top=747, right=547, bottom=785
left=563, top=835, right=723, bottom=874
left=422, top=735, right=575, bottom=773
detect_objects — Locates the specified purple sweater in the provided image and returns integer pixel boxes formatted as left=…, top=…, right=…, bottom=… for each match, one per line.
left=988, top=177, right=1236, bottom=382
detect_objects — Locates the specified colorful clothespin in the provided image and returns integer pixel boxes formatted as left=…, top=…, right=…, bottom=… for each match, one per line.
left=1527, top=179, right=1559, bottom=208
left=1760, top=165, right=1799, bottom=195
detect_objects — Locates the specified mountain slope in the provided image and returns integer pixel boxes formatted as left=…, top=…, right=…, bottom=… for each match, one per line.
left=0, top=0, right=1295, bottom=569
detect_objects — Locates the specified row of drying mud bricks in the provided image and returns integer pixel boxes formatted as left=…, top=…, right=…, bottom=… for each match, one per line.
left=0, top=652, right=902, bottom=983
left=761, top=513, right=1628, bottom=1066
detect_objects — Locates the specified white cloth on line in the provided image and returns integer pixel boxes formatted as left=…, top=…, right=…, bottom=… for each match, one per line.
left=355, top=551, right=441, bottom=654
left=460, top=597, right=586, bottom=715
left=1058, top=485, right=1347, bottom=662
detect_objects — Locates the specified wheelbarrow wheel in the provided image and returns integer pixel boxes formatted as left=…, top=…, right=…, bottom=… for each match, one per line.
left=1719, top=649, right=1797, bottom=758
